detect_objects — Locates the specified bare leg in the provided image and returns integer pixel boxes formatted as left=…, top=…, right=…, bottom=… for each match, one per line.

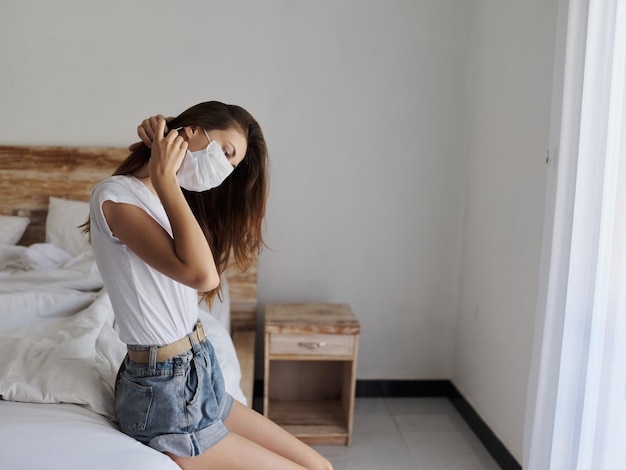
left=166, top=400, right=332, bottom=470
left=166, top=433, right=308, bottom=470
left=224, top=400, right=332, bottom=469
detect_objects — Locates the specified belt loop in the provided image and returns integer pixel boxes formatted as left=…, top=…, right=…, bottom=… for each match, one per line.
left=189, top=325, right=201, bottom=355
left=197, top=320, right=205, bottom=341
left=148, top=346, right=157, bottom=370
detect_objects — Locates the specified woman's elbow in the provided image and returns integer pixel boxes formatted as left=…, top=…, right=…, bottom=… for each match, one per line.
left=190, top=270, right=220, bottom=292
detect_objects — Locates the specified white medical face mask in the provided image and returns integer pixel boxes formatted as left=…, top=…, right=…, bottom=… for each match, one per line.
left=176, top=129, right=234, bottom=192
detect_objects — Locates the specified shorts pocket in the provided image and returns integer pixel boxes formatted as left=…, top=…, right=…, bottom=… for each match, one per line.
left=115, top=376, right=153, bottom=433
left=184, top=358, right=203, bottom=406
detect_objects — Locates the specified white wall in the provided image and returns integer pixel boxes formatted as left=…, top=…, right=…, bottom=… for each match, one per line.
left=0, top=0, right=471, bottom=379
left=0, top=0, right=563, bottom=460
left=451, top=0, right=559, bottom=462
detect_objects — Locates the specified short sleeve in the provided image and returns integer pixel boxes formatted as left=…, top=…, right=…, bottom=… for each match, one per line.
left=90, top=177, right=144, bottom=240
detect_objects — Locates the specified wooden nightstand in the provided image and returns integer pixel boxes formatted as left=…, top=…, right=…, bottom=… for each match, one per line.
left=263, top=303, right=360, bottom=446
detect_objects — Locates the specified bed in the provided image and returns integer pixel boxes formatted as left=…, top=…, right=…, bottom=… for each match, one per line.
left=0, top=145, right=258, bottom=469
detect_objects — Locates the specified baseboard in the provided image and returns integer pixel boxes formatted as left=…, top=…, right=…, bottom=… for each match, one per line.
left=355, top=379, right=457, bottom=397
left=254, top=378, right=521, bottom=469
left=448, top=392, right=521, bottom=470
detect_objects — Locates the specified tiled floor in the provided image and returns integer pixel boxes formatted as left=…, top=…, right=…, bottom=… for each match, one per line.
left=312, top=397, right=501, bottom=470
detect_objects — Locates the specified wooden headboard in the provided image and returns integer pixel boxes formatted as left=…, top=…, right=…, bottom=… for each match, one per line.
left=0, top=145, right=256, bottom=332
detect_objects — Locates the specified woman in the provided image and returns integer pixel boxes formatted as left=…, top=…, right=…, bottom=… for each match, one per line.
left=88, top=101, right=332, bottom=470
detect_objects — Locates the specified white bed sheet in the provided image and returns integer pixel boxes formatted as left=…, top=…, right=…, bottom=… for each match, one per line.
left=0, top=400, right=179, bottom=470
left=0, top=244, right=247, bottom=468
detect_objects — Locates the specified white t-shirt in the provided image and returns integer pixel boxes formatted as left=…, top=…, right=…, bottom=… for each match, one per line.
left=90, top=175, right=198, bottom=346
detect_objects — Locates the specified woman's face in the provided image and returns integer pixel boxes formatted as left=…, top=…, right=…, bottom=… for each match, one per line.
left=184, top=126, right=247, bottom=168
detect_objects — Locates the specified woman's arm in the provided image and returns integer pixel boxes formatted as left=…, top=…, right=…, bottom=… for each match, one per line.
left=104, top=119, right=219, bottom=291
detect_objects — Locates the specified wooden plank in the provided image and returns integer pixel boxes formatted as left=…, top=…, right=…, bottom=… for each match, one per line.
left=267, top=400, right=346, bottom=426
left=0, top=146, right=127, bottom=208
left=0, top=145, right=127, bottom=246
left=265, top=304, right=360, bottom=334
left=267, top=400, right=350, bottom=445
left=224, top=253, right=257, bottom=331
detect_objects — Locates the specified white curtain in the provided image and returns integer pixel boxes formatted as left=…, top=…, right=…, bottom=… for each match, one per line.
left=524, top=0, right=626, bottom=468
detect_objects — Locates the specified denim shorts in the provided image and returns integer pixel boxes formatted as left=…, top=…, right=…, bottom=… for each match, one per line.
left=115, top=329, right=233, bottom=457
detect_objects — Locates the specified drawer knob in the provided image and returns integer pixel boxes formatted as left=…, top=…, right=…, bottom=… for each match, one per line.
left=298, top=341, right=326, bottom=349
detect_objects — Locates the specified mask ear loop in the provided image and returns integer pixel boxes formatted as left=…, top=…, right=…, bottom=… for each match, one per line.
left=174, top=126, right=211, bottom=148
left=202, top=128, right=212, bottom=147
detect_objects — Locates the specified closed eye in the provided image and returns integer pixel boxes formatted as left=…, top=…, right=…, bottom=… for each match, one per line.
left=225, top=144, right=238, bottom=167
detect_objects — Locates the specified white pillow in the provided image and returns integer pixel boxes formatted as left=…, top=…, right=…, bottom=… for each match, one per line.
left=45, top=197, right=91, bottom=257
left=0, top=215, right=30, bottom=245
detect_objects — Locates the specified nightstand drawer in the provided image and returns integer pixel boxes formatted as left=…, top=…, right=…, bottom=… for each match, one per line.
left=269, top=333, right=355, bottom=357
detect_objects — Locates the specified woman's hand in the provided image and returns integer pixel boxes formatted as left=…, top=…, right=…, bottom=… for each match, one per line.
left=148, top=118, right=187, bottom=185
left=128, top=114, right=172, bottom=151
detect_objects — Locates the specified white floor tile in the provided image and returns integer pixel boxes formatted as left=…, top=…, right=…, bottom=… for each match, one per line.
left=402, top=431, right=500, bottom=470
left=317, top=432, right=418, bottom=470
left=311, top=397, right=502, bottom=469
left=354, top=397, right=392, bottom=415
left=353, top=412, right=399, bottom=435
left=394, top=412, right=465, bottom=433
left=386, top=398, right=473, bottom=434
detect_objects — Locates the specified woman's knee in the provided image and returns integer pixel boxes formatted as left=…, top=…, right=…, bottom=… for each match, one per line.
left=313, top=455, right=333, bottom=470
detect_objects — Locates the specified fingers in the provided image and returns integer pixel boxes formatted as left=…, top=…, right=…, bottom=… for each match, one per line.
left=154, top=117, right=166, bottom=142
left=137, top=128, right=152, bottom=148
left=166, top=127, right=188, bottom=160
left=151, top=119, right=187, bottom=168
left=147, top=116, right=188, bottom=182
left=137, top=114, right=168, bottom=149
left=160, top=121, right=187, bottom=150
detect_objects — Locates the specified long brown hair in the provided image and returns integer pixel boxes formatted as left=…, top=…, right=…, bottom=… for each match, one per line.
left=91, top=101, right=268, bottom=304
